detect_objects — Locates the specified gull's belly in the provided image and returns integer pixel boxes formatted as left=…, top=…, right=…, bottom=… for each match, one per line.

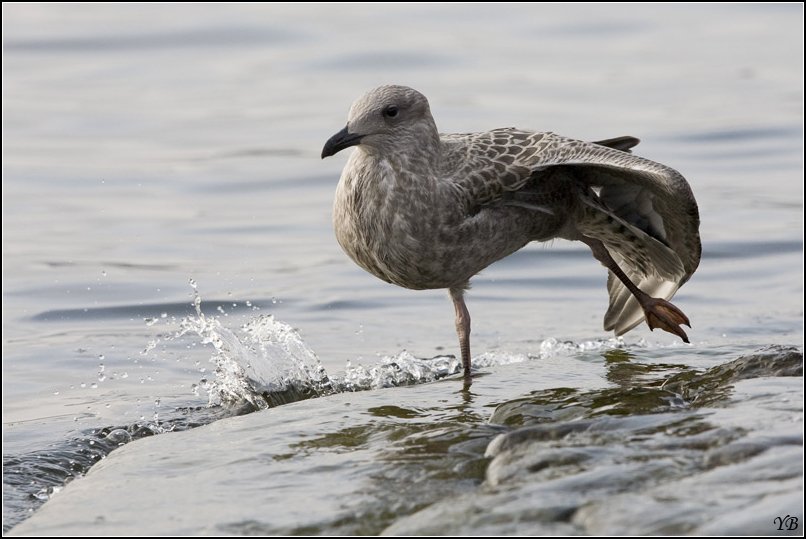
left=333, top=206, right=460, bottom=289
left=334, top=200, right=536, bottom=290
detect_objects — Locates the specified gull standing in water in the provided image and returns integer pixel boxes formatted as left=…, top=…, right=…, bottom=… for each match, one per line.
left=322, top=85, right=700, bottom=382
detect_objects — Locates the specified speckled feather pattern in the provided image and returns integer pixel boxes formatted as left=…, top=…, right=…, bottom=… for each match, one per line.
left=329, top=86, right=701, bottom=332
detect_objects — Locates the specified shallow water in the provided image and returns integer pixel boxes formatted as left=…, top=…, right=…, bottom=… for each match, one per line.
left=2, top=3, right=803, bottom=535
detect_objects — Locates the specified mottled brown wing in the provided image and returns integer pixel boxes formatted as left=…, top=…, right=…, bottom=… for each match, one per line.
left=443, top=129, right=701, bottom=336
left=444, top=129, right=700, bottom=280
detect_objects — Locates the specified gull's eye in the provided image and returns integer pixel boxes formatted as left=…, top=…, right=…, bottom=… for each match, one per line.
left=382, top=105, right=399, bottom=118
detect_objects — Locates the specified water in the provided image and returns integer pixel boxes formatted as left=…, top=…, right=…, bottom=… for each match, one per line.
left=2, top=3, right=803, bottom=535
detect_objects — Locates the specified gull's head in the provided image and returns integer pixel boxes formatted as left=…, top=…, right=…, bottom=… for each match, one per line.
left=321, top=85, right=435, bottom=159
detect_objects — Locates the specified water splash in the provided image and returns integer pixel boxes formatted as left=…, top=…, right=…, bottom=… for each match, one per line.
left=338, top=352, right=462, bottom=391
left=174, top=284, right=332, bottom=409
left=168, top=284, right=649, bottom=404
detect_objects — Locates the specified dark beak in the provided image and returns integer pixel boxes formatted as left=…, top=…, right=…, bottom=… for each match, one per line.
left=321, top=125, right=364, bottom=159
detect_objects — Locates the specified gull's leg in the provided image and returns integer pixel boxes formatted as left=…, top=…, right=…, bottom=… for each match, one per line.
left=449, top=287, right=472, bottom=380
left=580, top=236, right=691, bottom=343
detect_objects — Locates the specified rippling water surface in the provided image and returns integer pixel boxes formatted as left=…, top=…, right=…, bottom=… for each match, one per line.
left=3, top=4, right=803, bottom=534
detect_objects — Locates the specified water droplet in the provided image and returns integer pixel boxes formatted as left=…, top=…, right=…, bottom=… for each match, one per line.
left=98, top=362, right=105, bottom=371
left=154, top=398, right=161, bottom=407
left=105, top=429, right=131, bottom=445
left=90, top=383, right=98, bottom=389
left=33, top=486, right=62, bottom=500
left=121, top=372, right=129, bottom=379
left=53, top=391, right=60, bottom=396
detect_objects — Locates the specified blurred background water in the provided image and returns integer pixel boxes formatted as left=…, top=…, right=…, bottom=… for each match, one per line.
left=2, top=3, right=803, bottom=535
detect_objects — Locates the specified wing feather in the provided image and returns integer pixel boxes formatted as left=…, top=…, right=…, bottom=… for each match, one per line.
left=442, top=130, right=701, bottom=334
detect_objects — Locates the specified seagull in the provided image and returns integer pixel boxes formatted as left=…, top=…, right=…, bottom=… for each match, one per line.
left=322, top=85, right=700, bottom=381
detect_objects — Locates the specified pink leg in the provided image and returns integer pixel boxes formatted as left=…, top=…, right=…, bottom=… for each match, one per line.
left=450, top=287, right=473, bottom=379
